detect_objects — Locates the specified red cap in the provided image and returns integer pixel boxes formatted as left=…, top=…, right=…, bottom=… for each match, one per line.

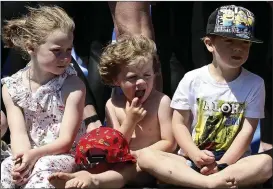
left=75, top=127, right=136, bottom=167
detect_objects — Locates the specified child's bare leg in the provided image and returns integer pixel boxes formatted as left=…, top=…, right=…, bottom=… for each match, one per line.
left=49, top=163, right=137, bottom=189
left=138, top=149, right=237, bottom=188
left=48, top=172, right=74, bottom=188
left=212, top=153, right=272, bottom=187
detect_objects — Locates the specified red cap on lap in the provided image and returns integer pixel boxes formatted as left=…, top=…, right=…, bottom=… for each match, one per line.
left=75, top=127, right=136, bottom=168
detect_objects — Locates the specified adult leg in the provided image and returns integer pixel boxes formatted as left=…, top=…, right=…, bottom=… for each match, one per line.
left=138, top=149, right=237, bottom=188
left=108, top=1, right=155, bottom=40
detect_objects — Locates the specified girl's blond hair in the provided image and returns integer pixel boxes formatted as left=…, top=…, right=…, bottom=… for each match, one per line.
left=2, top=5, right=74, bottom=57
left=99, top=35, right=160, bottom=85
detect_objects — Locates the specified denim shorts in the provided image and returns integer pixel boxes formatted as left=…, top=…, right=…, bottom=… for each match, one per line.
left=186, top=150, right=226, bottom=172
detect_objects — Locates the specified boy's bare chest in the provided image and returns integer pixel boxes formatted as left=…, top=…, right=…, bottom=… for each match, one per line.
left=115, top=105, right=160, bottom=137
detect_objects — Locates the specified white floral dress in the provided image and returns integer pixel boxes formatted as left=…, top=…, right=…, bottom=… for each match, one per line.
left=1, top=65, right=86, bottom=188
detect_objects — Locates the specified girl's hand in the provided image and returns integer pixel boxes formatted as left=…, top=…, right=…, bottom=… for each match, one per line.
left=11, top=170, right=30, bottom=186
left=11, top=157, right=30, bottom=186
left=12, top=150, right=39, bottom=180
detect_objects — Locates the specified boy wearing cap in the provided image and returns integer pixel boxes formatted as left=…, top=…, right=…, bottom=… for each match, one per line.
left=48, top=35, right=176, bottom=188
left=137, top=5, right=272, bottom=188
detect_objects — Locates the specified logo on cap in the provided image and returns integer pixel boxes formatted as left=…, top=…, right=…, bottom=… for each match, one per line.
left=214, top=5, right=254, bottom=36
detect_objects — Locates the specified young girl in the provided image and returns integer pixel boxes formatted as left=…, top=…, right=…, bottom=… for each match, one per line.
left=1, top=5, right=86, bottom=188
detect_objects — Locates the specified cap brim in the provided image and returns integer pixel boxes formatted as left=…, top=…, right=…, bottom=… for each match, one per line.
left=205, top=32, right=263, bottom=43
left=106, top=153, right=136, bottom=163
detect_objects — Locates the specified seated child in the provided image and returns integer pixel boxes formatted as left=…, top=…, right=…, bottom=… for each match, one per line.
left=136, top=4, right=270, bottom=188
left=48, top=35, right=177, bottom=188
left=1, top=5, right=86, bottom=188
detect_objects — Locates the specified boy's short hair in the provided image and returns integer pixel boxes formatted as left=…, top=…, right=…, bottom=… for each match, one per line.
left=99, top=35, right=160, bottom=86
left=204, top=5, right=262, bottom=43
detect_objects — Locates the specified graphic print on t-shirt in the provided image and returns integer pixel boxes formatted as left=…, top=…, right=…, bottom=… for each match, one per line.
left=193, top=98, right=245, bottom=151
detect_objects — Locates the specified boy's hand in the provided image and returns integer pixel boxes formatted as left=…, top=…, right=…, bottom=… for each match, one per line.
left=192, top=150, right=215, bottom=168
left=200, top=161, right=218, bottom=175
left=126, top=97, right=147, bottom=123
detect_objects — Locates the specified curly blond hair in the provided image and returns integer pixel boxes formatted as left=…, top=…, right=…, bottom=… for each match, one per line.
left=99, top=35, right=160, bottom=85
left=2, top=5, right=74, bottom=58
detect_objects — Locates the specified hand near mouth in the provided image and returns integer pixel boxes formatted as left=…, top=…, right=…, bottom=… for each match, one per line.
left=125, top=97, right=147, bottom=123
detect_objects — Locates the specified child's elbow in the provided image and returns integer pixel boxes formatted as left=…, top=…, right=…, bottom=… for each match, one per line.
left=170, top=141, right=178, bottom=153
left=61, top=139, right=74, bottom=153
left=165, top=139, right=177, bottom=153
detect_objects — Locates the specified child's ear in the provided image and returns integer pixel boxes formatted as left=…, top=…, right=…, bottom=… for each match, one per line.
left=26, top=41, right=35, bottom=55
left=203, top=37, right=214, bottom=53
left=113, top=80, right=120, bottom=87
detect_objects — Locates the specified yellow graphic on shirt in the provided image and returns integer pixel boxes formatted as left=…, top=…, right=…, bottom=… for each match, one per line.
left=194, top=98, right=245, bottom=151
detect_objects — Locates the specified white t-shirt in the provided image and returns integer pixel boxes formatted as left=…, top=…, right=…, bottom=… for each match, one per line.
left=171, top=65, right=265, bottom=153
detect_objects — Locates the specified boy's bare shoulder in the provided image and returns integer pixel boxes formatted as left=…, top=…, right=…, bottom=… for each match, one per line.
left=106, top=95, right=125, bottom=109
left=153, top=90, right=171, bottom=107
left=106, top=97, right=114, bottom=109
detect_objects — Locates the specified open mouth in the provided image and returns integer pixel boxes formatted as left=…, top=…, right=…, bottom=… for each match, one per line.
left=135, top=90, right=146, bottom=98
left=57, top=66, right=66, bottom=68
left=231, top=56, right=242, bottom=60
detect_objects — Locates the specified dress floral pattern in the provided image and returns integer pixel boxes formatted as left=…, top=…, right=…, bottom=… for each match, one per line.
left=1, top=64, right=86, bottom=188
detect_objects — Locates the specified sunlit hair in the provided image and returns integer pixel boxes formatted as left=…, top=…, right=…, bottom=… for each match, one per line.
left=99, top=35, right=160, bottom=85
left=2, top=5, right=74, bottom=58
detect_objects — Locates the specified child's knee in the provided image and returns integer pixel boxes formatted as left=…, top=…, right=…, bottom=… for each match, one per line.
left=137, top=149, right=157, bottom=170
left=260, top=154, right=272, bottom=178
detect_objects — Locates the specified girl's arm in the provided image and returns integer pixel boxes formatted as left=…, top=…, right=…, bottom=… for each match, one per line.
left=30, top=76, right=86, bottom=158
left=2, top=84, right=31, bottom=155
